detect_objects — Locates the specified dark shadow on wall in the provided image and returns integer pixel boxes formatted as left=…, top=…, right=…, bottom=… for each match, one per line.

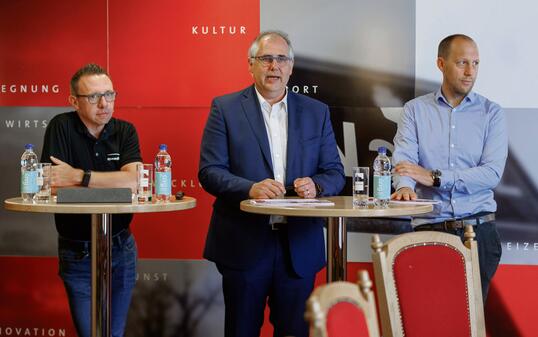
left=290, top=56, right=417, bottom=108
left=485, top=283, right=524, bottom=337
left=126, top=264, right=223, bottom=337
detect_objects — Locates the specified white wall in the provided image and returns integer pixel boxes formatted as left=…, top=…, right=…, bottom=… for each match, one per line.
left=416, top=0, right=538, bottom=108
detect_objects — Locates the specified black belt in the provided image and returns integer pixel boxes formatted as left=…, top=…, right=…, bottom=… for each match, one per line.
left=415, top=213, right=495, bottom=231
left=58, top=228, right=131, bottom=251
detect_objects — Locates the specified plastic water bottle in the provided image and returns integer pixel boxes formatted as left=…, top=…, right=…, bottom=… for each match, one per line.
left=154, top=144, right=172, bottom=202
left=373, top=146, right=391, bottom=208
left=20, top=144, right=39, bottom=202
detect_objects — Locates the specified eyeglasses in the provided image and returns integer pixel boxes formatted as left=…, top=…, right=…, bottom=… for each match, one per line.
left=76, top=91, right=117, bottom=104
left=251, top=55, right=292, bottom=67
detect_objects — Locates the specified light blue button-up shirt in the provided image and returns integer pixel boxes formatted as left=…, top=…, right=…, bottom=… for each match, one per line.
left=393, top=89, right=508, bottom=223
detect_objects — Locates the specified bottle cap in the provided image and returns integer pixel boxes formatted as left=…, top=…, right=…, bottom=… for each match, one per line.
left=378, top=146, right=387, bottom=154
left=25, top=144, right=34, bottom=150
left=159, top=144, right=167, bottom=151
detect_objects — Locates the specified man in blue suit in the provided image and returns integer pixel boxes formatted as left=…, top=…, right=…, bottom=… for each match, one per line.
left=199, top=31, right=345, bottom=337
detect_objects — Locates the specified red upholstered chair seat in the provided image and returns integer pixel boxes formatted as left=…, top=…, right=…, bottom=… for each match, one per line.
left=393, top=244, right=471, bottom=337
left=326, top=301, right=370, bottom=337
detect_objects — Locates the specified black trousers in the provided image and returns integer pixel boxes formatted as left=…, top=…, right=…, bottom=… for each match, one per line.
left=415, top=221, right=502, bottom=304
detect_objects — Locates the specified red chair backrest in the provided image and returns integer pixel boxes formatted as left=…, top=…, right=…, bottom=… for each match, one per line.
left=326, top=301, right=370, bottom=337
left=393, top=244, right=471, bottom=337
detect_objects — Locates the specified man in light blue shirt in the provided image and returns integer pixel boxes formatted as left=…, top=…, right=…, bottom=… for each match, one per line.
left=392, top=34, right=508, bottom=301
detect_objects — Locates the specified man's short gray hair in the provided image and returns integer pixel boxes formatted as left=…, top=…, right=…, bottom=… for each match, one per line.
left=248, top=31, right=294, bottom=60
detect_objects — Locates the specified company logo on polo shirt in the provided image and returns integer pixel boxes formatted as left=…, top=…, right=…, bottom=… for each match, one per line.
left=1, top=83, right=60, bottom=94
left=107, top=153, right=120, bottom=161
left=0, top=326, right=66, bottom=336
left=191, top=25, right=247, bottom=36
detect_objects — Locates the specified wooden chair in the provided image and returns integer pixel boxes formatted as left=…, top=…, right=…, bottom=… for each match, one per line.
left=305, top=270, right=380, bottom=337
left=371, top=225, right=485, bottom=337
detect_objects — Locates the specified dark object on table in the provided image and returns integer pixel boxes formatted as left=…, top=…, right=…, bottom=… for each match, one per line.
left=57, top=188, right=132, bottom=203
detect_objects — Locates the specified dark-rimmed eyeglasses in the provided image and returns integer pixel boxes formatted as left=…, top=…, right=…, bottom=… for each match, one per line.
left=76, top=91, right=117, bottom=104
left=251, top=55, right=292, bottom=67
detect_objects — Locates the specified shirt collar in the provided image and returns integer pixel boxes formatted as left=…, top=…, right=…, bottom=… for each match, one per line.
left=73, top=111, right=115, bottom=140
left=254, top=87, right=288, bottom=113
left=435, top=88, right=476, bottom=107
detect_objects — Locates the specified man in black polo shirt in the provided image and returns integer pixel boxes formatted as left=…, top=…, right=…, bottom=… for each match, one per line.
left=41, top=63, right=142, bottom=337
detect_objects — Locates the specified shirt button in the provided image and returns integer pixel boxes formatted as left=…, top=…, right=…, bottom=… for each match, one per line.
left=450, top=144, right=455, bottom=148
left=451, top=125, right=455, bottom=129
left=452, top=200, right=456, bottom=204
left=95, top=153, right=99, bottom=157
left=450, top=163, right=454, bottom=167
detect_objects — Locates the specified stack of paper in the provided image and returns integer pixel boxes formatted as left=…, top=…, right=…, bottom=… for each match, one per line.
left=249, top=199, right=335, bottom=207
left=389, top=198, right=441, bottom=205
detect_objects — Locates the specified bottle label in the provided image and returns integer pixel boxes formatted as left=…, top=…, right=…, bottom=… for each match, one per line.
left=373, top=175, right=391, bottom=199
left=21, top=171, right=38, bottom=193
left=155, top=171, right=171, bottom=196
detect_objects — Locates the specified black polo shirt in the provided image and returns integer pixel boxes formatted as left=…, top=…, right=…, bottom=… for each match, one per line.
left=41, top=111, right=142, bottom=240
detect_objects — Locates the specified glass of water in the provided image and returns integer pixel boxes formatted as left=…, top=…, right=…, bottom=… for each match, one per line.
left=352, top=166, right=369, bottom=208
left=137, top=163, right=153, bottom=203
left=34, top=163, right=51, bottom=203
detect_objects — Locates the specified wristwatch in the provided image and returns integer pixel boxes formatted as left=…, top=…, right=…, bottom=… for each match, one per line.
left=431, top=169, right=442, bottom=187
left=81, top=170, right=91, bottom=187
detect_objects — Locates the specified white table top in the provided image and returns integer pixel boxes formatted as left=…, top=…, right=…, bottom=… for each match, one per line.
left=4, top=196, right=196, bottom=214
left=240, top=196, right=432, bottom=218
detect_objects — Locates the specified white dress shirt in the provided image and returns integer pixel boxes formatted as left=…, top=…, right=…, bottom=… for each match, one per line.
left=255, top=88, right=288, bottom=224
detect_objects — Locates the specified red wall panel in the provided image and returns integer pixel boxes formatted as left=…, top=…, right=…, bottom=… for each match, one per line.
left=0, top=257, right=75, bottom=334
left=108, top=0, right=258, bottom=107
left=115, top=106, right=213, bottom=259
left=0, top=0, right=107, bottom=106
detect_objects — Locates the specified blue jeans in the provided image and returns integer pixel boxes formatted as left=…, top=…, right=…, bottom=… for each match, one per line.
left=58, top=230, right=137, bottom=337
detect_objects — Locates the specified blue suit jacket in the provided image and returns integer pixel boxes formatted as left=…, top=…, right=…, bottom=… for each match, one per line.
left=199, top=85, right=345, bottom=277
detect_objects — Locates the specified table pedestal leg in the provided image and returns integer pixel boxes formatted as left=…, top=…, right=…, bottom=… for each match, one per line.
left=91, top=214, right=112, bottom=337
left=327, top=216, right=347, bottom=282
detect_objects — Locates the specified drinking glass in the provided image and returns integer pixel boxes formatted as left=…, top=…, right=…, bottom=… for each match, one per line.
left=352, top=167, right=369, bottom=208
left=34, top=163, right=51, bottom=202
left=137, top=163, right=153, bottom=203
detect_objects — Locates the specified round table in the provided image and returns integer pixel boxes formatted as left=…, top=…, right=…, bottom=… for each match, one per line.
left=240, top=196, right=432, bottom=282
left=4, top=196, right=196, bottom=337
